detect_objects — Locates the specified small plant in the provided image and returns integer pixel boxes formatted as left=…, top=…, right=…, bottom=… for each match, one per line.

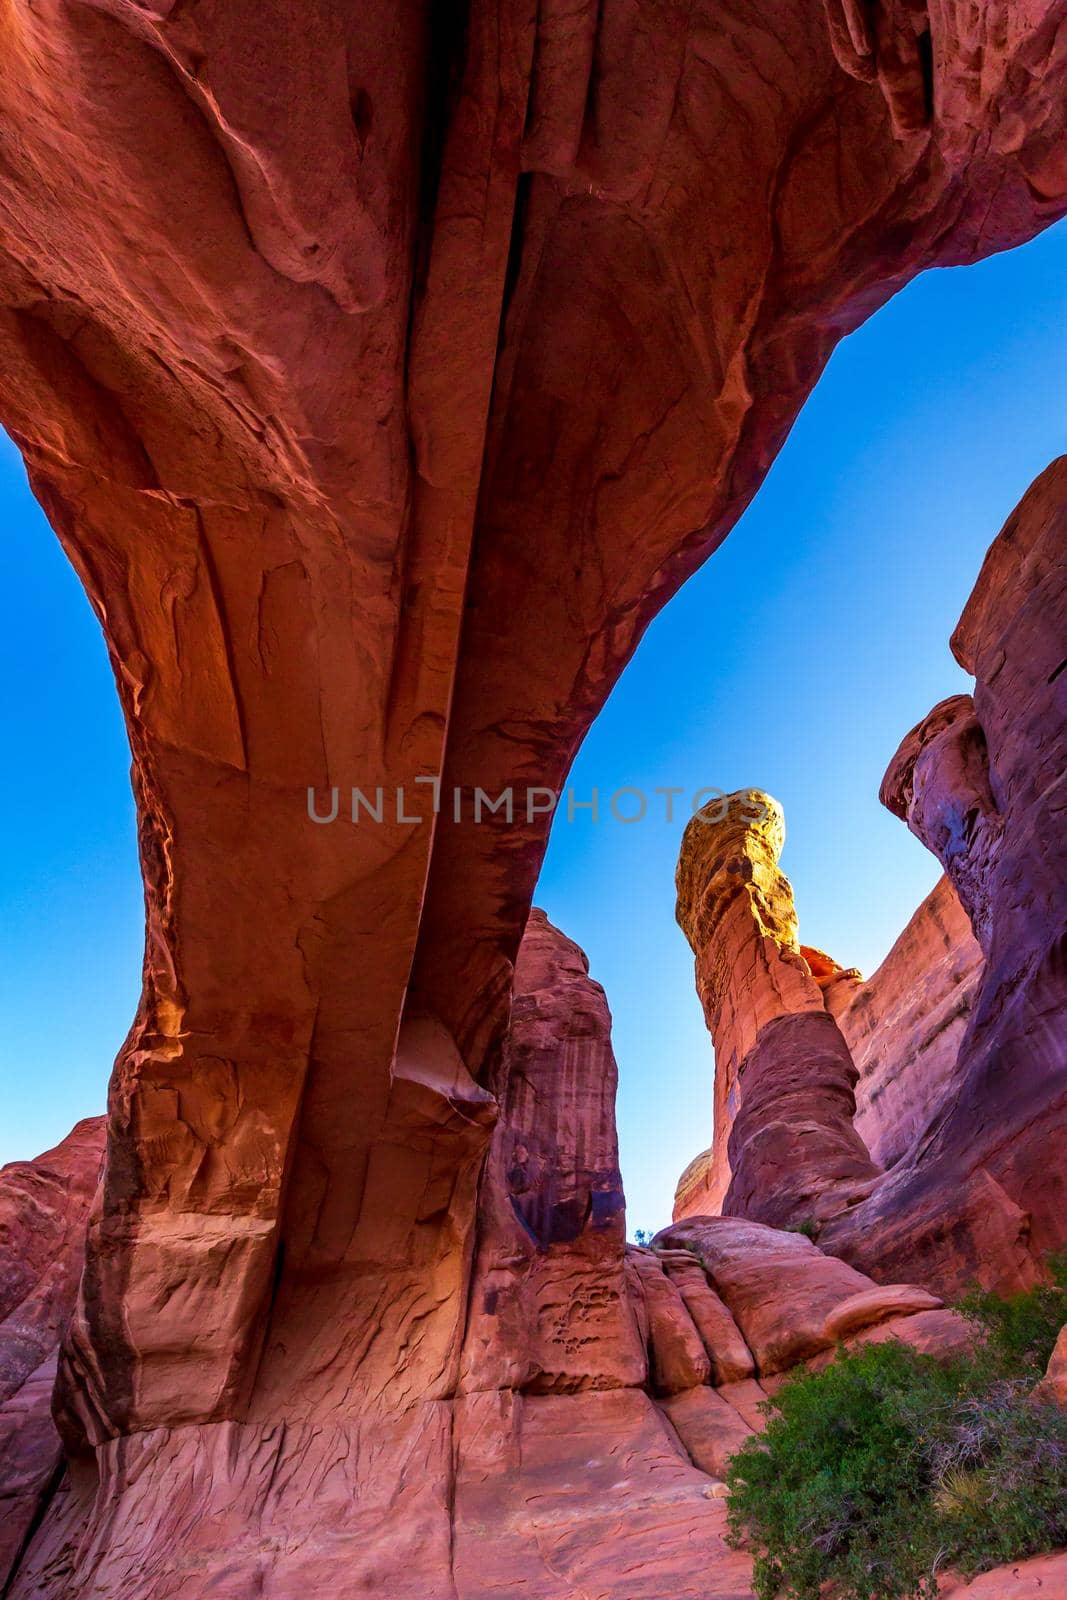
left=957, top=1252, right=1067, bottom=1378
left=631, top=1228, right=655, bottom=1247
left=784, top=1217, right=819, bottom=1241
left=932, top=1466, right=988, bottom=1519
left=724, top=1334, right=1067, bottom=1600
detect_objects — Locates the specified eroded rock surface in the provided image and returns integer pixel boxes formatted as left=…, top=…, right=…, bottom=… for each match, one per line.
left=0, top=1119, right=104, bottom=1588
left=675, top=790, right=882, bottom=1229
left=832, top=876, right=984, bottom=1168
left=1, top=0, right=1066, bottom=1591
left=6, top=922, right=1011, bottom=1599
left=823, top=458, right=1067, bottom=1294
left=882, top=696, right=1003, bottom=951
left=0, top=0, right=1064, bottom=1477
left=675, top=873, right=985, bottom=1212
left=460, top=909, right=643, bottom=1395
left=675, top=458, right=1066, bottom=1298
left=657, top=1215, right=945, bottom=1376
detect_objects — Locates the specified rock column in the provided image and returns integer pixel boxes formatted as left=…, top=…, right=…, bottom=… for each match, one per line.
left=675, top=791, right=881, bottom=1230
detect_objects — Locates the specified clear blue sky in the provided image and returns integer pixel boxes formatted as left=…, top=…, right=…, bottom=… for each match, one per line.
left=2, top=223, right=1066, bottom=1237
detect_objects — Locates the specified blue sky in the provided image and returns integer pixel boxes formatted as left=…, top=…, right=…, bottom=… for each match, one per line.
left=2, top=222, right=1066, bottom=1232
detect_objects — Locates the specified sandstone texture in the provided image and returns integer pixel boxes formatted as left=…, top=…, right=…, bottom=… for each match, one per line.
left=1032, top=1324, right=1067, bottom=1408
left=674, top=874, right=984, bottom=1215
left=460, top=909, right=643, bottom=1395
left=882, top=697, right=1003, bottom=951
left=0, top=0, right=1063, bottom=1471
left=832, top=876, right=984, bottom=1168
left=941, top=1552, right=1067, bottom=1596
left=676, top=790, right=882, bottom=1229
left=0, top=1119, right=104, bottom=1588
left=656, top=1215, right=947, bottom=1376
left=675, top=791, right=824, bottom=1212
left=0, top=0, right=1066, bottom=1592
left=823, top=458, right=1067, bottom=1294
left=675, top=460, right=1066, bottom=1298
left=0, top=921, right=1012, bottom=1600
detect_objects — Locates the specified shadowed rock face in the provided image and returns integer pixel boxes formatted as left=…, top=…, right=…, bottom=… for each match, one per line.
left=0, top=0, right=1064, bottom=1458
left=881, top=696, right=1003, bottom=949
left=2, top=923, right=1060, bottom=1597
left=675, top=460, right=1066, bottom=1296
left=459, top=909, right=644, bottom=1395
left=0, top=0, right=1066, bottom=1589
left=0, top=1120, right=104, bottom=1588
left=675, top=790, right=882, bottom=1228
left=822, top=456, right=1067, bottom=1293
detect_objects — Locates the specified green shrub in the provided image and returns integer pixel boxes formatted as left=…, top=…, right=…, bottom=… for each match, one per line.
left=725, top=1338, right=1067, bottom=1600
left=957, top=1253, right=1067, bottom=1378
left=785, top=1218, right=819, bottom=1241
left=922, top=1378, right=1067, bottom=1579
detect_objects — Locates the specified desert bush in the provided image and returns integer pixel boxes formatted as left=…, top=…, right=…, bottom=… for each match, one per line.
left=957, top=1252, right=1067, bottom=1378
left=725, top=1335, right=1067, bottom=1600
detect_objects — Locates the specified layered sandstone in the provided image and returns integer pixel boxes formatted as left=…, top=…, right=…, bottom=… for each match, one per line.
left=459, top=909, right=643, bottom=1394
left=675, top=790, right=882, bottom=1229
left=675, top=871, right=984, bottom=1213
left=675, top=460, right=1066, bottom=1296
left=0, top=1119, right=104, bottom=1587
left=822, top=458, right=1067, bottom=1293
left=881, top=696, right=1003, bottom=950
left=0, top=0, right=1065, bottom=1591
left=0, top=0, right=1063, bottom=1482
left=3, top=930, right=1055, bottom=1598
left=831, top=876, right=984, bottom=1168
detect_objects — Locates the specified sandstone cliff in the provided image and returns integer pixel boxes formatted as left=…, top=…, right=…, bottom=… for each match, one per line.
left=0, top=1, right=1064, bottom=1481
left=0, top=0, right=1066, bottom=1591
left=823, top=457, right=1067, bottom=1293
left=0, top=925, right=1010, bottom=1599
left=832, top=876, right=984, bottom=1169
left=677, top=460, right=1066, bottom=1296
left=0, top=1119, right=104, bottom=1588
left=674, top=872, right=984, bottom=1218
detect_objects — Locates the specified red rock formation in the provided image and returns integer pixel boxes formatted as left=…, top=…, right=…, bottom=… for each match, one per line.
left=942, top=1553, right=1067, bottom=1597
left=822, top=457, right=1067, bottom=1294
left=674, top=791, right=822, bottom=1211
left=881, top=696, right=1003, bottom=950
left=675, top=789, right=882, bottom=1229
left=0, top=1119, right=104, bottom=1588
left=0, top=967, right=1045, bottom=1599
left=0, top=1, right=1066, bottom=1590
left=675, top=854, right=984, bottom=1216
left=0, top=0, right=1064, bottom=1475
left=675, top=462, right=1066, bottom=1297
left=657, top=1216, right=946, bottom=1376
left=656, top=1247, right=755, bottom=1386
left=460, top=908, right=644, bottom=1395
left=830, top=876, right=984, bottom=1168
left=1033, top=1325, right=1067, bottom=1408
